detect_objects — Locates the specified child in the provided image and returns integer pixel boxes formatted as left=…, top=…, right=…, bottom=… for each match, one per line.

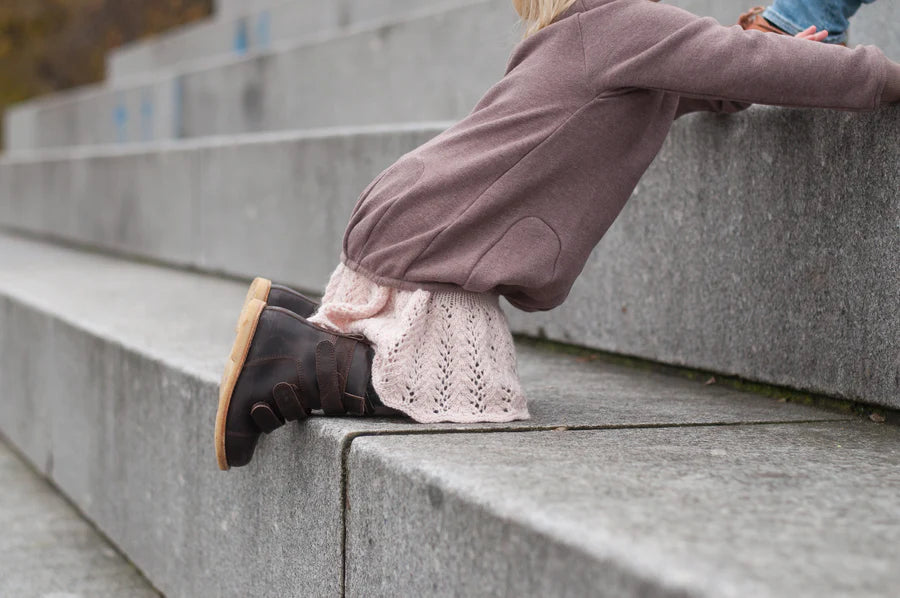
left=216, top=0, right=900, bottom=470
left=740, top=0, right=878, bottom=45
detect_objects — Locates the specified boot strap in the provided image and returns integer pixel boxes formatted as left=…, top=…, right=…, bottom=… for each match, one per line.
left=316, top=340, right=347, bottom=415
left=273, top=382, right=308, bottom=421
left=250, top=402, right=284, bottom=434
left=314, top=338, right=370, bottom=416
left=251, top=335, right=370, bottom=433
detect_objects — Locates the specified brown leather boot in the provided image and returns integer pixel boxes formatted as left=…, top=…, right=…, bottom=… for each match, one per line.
left=216, top=298, right=401, bottom=470
left=243, top=277, right=319, bottom=318
left=738, top=6, right=789, bottom=35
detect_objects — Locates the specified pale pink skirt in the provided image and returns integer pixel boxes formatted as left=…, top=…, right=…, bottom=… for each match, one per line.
left=307, top=263, right=530, bottom=423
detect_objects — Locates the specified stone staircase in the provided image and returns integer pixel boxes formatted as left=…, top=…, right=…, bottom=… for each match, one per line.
left=0, top=437, right=160, bottom=597
left=1, top=1, right=898, bottom=597
left=5, top=0, right=897, bottom=151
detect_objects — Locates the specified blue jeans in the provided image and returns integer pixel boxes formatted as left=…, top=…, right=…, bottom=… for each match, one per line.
left=763, top=0, right=877, bottom=44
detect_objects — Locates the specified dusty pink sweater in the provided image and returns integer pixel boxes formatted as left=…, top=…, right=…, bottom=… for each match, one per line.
left=342, top=0, right=898, bottom=312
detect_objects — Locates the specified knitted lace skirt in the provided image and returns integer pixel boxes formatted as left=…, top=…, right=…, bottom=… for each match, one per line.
left=306, top=263, right=530, bottom=423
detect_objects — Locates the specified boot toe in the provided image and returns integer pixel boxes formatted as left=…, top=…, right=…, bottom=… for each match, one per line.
left=224, top=430, right=260, bottom=469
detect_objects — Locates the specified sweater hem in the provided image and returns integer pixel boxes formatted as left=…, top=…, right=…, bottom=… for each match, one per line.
left=317, top=260, right=531, bottom=425
left=340, top=251, right=484, bottom=296
left=376, top=400, right=532, bottom=424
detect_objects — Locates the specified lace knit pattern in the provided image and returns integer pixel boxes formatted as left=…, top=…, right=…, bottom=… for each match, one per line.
left=307, top=263, right=530, bottom=423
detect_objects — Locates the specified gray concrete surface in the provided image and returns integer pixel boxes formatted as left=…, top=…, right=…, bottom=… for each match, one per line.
left=3, top=76, right=179, bottom=151
left=0, top=124, right=444, bottom=288
left=1, top=105, right=897, bottom=408
left=108, top=0, right=489, bottom=81
left=0, top=235, right=350, bottom=598
left=347, top=420, right=900, bottom=598
left=214, top=0, right=301, bottom=20
left=0, top=438, right=160, bottom=598
left=9, top=0, right=897, bottom=151
left=506, top=105, right=900, bottom=410
left=0, top=232, right=846, bottom=597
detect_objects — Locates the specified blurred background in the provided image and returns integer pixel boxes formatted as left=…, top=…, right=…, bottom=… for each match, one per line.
left=0, top=0, right=211, bottom=147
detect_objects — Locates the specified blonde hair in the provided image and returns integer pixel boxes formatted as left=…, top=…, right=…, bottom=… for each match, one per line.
left=513, top=0, right=580, bottom=37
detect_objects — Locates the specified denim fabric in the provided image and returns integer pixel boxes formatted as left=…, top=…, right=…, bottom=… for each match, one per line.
left=763, top=0, right=877, bottom=44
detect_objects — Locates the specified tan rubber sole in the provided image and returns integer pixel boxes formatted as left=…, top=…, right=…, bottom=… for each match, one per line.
left=235, top=277, right=272, bottom=332
left=215, top=296, right=267, bottom=471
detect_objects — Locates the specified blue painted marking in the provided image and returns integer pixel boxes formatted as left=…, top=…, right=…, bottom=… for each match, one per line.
left=113, top=97, right=128, bottom=143
left=140, top=92, right=154, bottom=142
left=233, top=18, right=249, bottom=55
left=172, top=76, right=184, bottom=139
left=256, top=11, right=271, bottom=50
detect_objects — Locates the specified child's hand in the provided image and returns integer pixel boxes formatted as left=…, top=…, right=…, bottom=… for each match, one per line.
left=795, top=25, right=828, bottom=42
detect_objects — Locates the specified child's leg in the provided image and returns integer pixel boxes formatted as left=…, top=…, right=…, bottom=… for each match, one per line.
left=215, top=275, right=401, bottom=471
left=308, top=263, right=530, bottom=425
left=217, top=261, right=530, bottom=470
left=761, top=0, right=876, bottom=44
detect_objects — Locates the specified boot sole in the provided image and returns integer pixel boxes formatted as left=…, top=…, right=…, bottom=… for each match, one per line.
left=216, top=297, right=267, bottom=470
left=235, top=277, right=271, bottom=332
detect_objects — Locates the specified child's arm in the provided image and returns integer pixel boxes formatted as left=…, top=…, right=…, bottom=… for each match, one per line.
left=579, top=0, right=898, bottom=110
left=674, top=97, right=751, bottom=119
left=884, top=61, right=900, bottom=103
left=672, top=25, right=853, bottom=118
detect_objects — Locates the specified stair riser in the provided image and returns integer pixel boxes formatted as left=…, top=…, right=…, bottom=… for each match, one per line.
left=0, top=126, right=441, bottom=284
left=215, top=0, right=301, bottom=20
left=506, top=107, right=900, bottom=410
left=0, top=294, right=347, bottom=598
left=345, top=425, right=900, bottom=597
left=109, top=0, right=489, bottom=81
left=4, top=1, right=515, bottom=151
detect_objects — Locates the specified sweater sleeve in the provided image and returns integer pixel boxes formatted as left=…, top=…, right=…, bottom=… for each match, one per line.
left=883, top=59, right=900, bottom=104
left=674, top=97, right=751, bottom=119
left=578, top=0, right=891, bottom=111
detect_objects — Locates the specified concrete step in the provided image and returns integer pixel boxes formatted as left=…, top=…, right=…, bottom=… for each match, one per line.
left=3, top=0, right=516, bottom=151
left=214, top=0, right=299, bottom=21
left=0, top=438, right=161, bottom=597
left=0, top=122, right=444, bottom=283
left=9, top=0, right=898, bottom=151
left=347, top=421, right=900, bottom=597
left=1, top=105, right=897, bottom=409
left=1, top=231, right=875, bottom=598
left=108, top=0, right=488, bottom=82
